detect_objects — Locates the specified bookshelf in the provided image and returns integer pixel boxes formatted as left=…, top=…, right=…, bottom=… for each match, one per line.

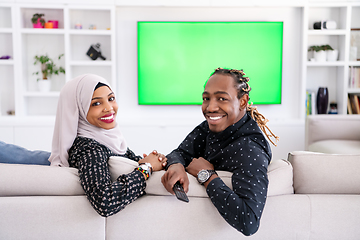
left=303, top=2, right=360, bottom=116
left=0, top=3, right=116, bottom=117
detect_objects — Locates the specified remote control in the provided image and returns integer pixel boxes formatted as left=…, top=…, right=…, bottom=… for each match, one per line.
left=173, top=181, right=189, bottom=203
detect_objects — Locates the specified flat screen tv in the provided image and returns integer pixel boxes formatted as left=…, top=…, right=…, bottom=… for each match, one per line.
left=138, top=21, right=283, bottom=105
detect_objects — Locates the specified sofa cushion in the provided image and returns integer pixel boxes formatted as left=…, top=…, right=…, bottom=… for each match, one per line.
left=0, top=163, right=83, bottom=196
left=109, top=156, right=293, bottom=197
left=288, top=151, right=360, bottom=194
left=267, top=158, right=294, bottom=196
left=308, top=139, right=360, bottom=154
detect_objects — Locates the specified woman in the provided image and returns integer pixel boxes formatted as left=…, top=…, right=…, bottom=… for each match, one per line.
left=48, top=74, right=167, bottom=217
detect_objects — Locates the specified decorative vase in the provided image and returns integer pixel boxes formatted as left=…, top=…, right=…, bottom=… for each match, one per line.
left=37, top=79, right=51, bottom=92
left=316, top=87, right=329, bottom=114
left=44, top=22, right=53, bottom=29
left=33, top=19, right=43, bottom=28
left=327, top=49, right=338, bottom=61
left=48, top=20, right=58, bottom=28
left=314, top=50, right=327, bottom=62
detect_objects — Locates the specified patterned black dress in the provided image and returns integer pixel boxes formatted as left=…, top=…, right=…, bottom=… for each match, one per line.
left=68, top=136, right=145, bottom=217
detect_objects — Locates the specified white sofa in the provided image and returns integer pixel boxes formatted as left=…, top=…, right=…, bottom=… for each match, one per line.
left=305, top=114, right=360, bottom=154
left=1, top=151, right=360, bottom=240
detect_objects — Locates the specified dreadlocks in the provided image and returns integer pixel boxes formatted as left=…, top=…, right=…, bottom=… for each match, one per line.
left=211, top=67, right=279, bottom=146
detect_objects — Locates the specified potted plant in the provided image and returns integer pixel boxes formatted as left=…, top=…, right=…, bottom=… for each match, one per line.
left=322, top=44, right=338, bottom=61
left=308, top=45, right=327, bottom=62
left=33, top=54, right=65, bottom=92
left=31, top=13, right=45, bottom=28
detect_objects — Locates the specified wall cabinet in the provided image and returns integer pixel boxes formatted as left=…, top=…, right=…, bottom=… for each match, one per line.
left=303, top=3, right=360, bottom=116
left=0, top=3, right=116, bottom=117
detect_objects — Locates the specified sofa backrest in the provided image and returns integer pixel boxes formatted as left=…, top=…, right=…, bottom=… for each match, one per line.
left=288, top=151, right=360, bottom=194
left=305, top=115, right=360, bottom=149
left=0, top=157, right=294, bottom=197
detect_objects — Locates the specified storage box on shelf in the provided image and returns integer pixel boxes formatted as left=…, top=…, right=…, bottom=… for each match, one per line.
left=0, top=4, right=116, bottom=118
left=303, top=3, right=360, bottom=116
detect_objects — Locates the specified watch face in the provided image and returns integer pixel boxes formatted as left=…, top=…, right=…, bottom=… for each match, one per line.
left=198, top=170, right=210, bottom=183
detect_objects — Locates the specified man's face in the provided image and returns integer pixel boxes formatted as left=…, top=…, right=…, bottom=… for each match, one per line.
left=202, top=74, right=247, bottom=133
left=86, top=86, right=118, bottom=130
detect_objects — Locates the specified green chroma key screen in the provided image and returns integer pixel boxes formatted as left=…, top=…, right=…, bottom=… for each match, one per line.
left=138, top=21, right=283, bottom=105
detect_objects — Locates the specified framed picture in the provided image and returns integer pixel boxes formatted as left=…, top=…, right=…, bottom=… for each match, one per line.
left=350, top=28, right=360, bottom=61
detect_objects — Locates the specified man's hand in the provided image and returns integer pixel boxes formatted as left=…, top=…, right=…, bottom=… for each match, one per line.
left=186, top=157, right=214, bottom=177
left=161, top=163, right=189, bottom=194
left=186, top=157, right=217, bottom=188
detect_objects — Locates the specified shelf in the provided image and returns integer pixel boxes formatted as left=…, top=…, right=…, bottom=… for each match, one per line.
left=20, top=28, right=65, bottom=34
left=347, top=88, right=360, bottom=94
left=0, top=60, right=14, bottom=65
left=70, top=60, right=112, bottom=66
left=69, top=29, right=112, bottom=35
left=349, top=61, right=360, bottom=67
left=306, top=61, right=345, bottom=67
left=308, top=30, right=346, bottom=36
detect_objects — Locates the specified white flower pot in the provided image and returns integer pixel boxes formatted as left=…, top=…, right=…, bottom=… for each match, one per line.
left=326, top=49, right=338, bottom=61
left=37, top=79, right=51, bottom=92
left=314, top=50, right=327, bottom=62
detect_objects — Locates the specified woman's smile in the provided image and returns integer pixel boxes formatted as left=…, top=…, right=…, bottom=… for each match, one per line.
left=100, top=113, right=115, bottom=123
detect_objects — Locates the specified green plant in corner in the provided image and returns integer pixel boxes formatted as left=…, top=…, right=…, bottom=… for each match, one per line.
left=33, top=54, right=65, bottom=81
left=31, top=13, right=45, bottom=27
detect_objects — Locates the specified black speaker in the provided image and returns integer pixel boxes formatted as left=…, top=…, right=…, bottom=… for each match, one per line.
left=86, top=43, right=106, bottom=60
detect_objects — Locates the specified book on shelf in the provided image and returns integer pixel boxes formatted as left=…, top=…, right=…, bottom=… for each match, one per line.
left=348, top=94, right=360, bottom=114
left=349, top=66, right=360, bottom=89
left=306, top=90, right=316, bottom=115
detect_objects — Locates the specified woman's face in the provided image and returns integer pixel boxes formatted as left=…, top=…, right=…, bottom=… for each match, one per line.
left=87, top=86, right=118, bottom=130
left=202, top=74, right=248, bottom=133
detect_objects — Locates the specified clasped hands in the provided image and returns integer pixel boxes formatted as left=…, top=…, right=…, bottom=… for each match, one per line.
left=161, top=157, right=215, bottom=195
left=138, top=150, right=167, bottom=172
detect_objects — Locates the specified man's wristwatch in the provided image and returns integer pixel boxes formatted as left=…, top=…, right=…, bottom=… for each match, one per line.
left=197, top=169, right=217, bottom=184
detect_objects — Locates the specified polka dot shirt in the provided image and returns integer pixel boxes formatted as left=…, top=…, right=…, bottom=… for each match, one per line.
left=68, top=136, right=146, bottom=217
left=166, top=113, right=272, bottom=236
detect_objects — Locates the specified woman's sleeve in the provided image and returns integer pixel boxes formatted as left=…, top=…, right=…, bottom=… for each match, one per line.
left=121, top=147, right=142, bottom=162
left=76, top=143, right=146, bottom=217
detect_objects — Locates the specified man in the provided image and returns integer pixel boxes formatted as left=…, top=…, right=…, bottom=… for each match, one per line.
left=161, top=68, right=277, bottom=236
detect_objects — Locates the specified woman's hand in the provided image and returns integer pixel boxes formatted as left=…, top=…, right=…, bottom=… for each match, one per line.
left=139, top=150, right=167, bottom=172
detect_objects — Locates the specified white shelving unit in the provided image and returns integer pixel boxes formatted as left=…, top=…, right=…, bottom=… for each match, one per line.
left=0, top=4, right=16, bottom=117
left=303, top=2, right=360, bottom=116
left=0, top=3, right=116, bottom=117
